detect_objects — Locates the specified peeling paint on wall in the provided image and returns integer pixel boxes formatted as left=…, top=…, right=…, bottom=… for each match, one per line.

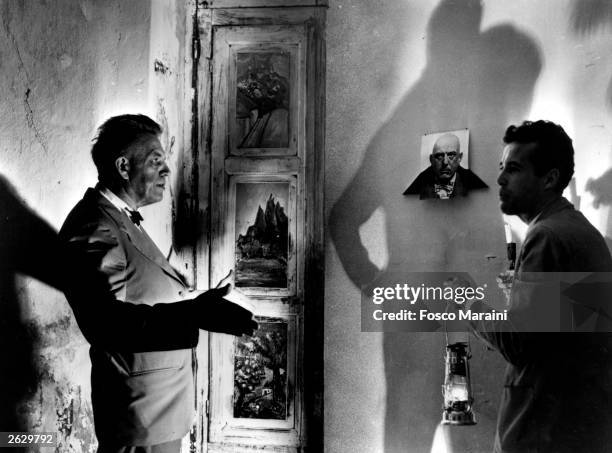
left=0, top=1, right=187, bottom=451
left=157, top=98, right=170, bottom=151
left=2, top=12, right=49, bottom=154
left=154, top=58, right=172, bottom=75
left=56, top=389, right=74, bottom=438
left=53, top=383, right=96, bottom=453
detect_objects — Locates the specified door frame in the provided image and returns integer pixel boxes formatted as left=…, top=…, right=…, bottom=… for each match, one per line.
left=183, top=2, right=325, bottom=452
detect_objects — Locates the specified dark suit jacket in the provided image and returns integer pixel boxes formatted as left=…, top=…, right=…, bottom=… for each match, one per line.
left=475, top=198, right=612, bottom=453
left=60, top=189, right=199, bottom=446
left=403, top=165, right=488, bottom=199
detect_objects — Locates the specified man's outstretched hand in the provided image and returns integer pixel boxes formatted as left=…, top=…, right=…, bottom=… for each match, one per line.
left=192, top=284, right=258, bottom=336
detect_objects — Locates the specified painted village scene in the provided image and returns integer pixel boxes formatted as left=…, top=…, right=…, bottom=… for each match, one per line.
left=234, top=321, right=288, bottom=420
left=235, top=182, right=289, bottom=288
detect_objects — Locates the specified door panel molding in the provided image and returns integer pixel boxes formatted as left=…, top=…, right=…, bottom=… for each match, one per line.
left=192, top=4, right=325, bottom=451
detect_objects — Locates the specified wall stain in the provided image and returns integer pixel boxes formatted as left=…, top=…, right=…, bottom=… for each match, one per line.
left=52, top=383, right=97, bottom=452
left=24, top=88, right=51, bottom=155
left=25, top=313, right=77, bottom=349
left=79, top=0, right=93, bottom=21
left=189, top=423, right=197, bottom=452
left=1, top=13, right=49, bottom=154
left=154, top=58, right=171, bottom=75
left=56, top=389, right=74, bottom=438
left=157, top=98, right=170, bottom=151
left=1, top=12, right=30, bottom=81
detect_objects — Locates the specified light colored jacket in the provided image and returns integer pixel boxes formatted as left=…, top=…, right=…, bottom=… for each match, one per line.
left=60, top=188, right=196, bottom=446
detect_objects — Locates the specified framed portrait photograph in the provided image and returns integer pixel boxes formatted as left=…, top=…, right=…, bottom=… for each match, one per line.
left=403, top=128, right=487, bottom=200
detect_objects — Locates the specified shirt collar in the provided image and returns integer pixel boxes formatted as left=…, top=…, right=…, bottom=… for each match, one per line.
left=435, top=173, right=457, bottom=187
left=434, top=173, right=457, bottom=197
left=527, top=196, right=571, bottom=230
left=96, top=183, right=136, bottom=214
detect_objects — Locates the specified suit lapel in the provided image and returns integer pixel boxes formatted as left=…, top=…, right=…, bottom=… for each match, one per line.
left=451, top=172, right=463, bottom=198
left=87, top=189, right=186, bottom=286
left=122, top=217, right=186, bottom=285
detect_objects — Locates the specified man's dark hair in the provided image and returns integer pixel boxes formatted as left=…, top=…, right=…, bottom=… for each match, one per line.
left=91, top=114, right=162, bottom=184
left=503, top=120, right=574, bottom=192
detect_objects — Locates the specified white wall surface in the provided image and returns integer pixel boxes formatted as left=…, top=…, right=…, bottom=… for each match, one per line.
left=326, top=1, right=612, bottom=452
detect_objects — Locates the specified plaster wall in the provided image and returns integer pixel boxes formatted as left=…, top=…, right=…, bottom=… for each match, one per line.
left=0, top=1, right=187, bottom=451
left=2, top=1, right=612, bottom=452
left=326, top=1, right=612, bottom=452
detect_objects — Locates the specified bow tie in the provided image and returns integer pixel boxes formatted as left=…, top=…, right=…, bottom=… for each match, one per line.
left=127, top=209, right=144, bottom=226
left=434, top=183, right=455, bottom=199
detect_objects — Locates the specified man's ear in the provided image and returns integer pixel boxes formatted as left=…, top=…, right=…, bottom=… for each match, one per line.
left=429, top=154, right=435, bottom=166
left=115, top=156, right=131, bottom=181
left=456, top=152, right=463, bottom=164
left=544, top=168, right=560, bottom=191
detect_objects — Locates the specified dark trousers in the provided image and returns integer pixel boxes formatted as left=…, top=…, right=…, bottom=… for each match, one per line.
left=97, top=439, right=181, bottom=453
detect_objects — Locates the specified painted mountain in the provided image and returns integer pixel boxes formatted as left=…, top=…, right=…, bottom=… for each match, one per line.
left=235, top=194, right=288, bottom=288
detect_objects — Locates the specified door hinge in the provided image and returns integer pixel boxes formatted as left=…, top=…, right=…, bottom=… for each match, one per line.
left=205, top=399, right=210, bottom=417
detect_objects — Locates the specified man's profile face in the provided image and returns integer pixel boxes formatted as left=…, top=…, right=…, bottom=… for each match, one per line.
left=126, top=134, right=169, bottom=208
left=430, top=134, right=462, bottom=183
left=497, top=142, right=546, bottom=218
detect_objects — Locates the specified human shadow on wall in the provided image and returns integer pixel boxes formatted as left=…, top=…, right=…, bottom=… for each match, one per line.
left=329, top=1, right=542, bottom=452
left=585, top=171, right=612, bottom=252
left=572, top=0, right=612, bottom=110
left=572, top=0, right=612, bottom=251
left=0, top=174, right=65, bottom=437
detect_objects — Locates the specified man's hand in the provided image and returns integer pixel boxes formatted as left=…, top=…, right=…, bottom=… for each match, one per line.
left=497, top=270, right=514, bottom=306
left=443, top=274, right=477, bottom=311
left=192, top=284, right=258, bottom=336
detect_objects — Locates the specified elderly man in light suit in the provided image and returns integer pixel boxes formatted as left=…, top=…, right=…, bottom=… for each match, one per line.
left=60, top=115, right=257, bottom=453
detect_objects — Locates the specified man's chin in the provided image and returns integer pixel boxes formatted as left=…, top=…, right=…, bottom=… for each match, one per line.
left=499, top=201, right=515, bottom=215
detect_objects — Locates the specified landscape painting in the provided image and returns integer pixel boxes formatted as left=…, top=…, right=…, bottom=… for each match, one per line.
left=233, top=319, right=288, bottom=420
left=235, top=51, right=290, bottom=149
left=234, top=182, right=289, bottom=288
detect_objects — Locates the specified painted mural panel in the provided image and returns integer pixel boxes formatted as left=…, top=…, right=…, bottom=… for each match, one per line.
left=234, top=182, right=289, bottom=288
left=235, top=51, right=290, bottom=149
left=233, top=319, right=288, bottom=420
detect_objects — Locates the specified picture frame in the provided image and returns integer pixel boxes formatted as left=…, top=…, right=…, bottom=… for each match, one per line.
left=403, top=128, right=487, bottom=199
left=225, top=27, right=306, bottom=157
left=228, top=175, right=298, bottom=297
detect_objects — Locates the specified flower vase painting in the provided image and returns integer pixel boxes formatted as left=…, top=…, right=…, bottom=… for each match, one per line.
left=235, top=52, right=290, bottom=149
left=234, top=182, right=289, bottom=288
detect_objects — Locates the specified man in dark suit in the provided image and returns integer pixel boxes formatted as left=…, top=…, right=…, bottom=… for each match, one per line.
left=467, top=120, right=612, bottom=452
left=403, top=132, right=487, bottom=199
left=60, top=114, right=257, bottom=453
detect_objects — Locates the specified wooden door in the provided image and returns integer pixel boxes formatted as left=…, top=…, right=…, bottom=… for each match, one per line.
left=197, top=6, right=325, bottom=452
